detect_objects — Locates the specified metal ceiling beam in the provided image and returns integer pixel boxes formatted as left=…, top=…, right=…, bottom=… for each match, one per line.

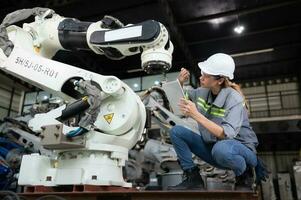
left=188, top=23, right=301, bottom=61
left=233, top=42, right=301, bottom=64
left=43, top=0, right=81, bottom=7
left=179, top=0, right=301, bottom=27
left=73, top=1, right=156, bottom=21
left=237, top=57, right=301, bottom=69
left=188, top=22, right=301, bottom=46
left=158, top=0, right=198, bottom=86
left=234, top=58, right=301, bottom=82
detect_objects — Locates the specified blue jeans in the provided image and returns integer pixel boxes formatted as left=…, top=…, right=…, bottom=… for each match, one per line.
left=170, top=125, right=257, bottom=176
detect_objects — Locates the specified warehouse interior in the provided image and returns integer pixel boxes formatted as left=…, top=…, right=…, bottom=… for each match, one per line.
left=0, top=0, right=300, bottom=200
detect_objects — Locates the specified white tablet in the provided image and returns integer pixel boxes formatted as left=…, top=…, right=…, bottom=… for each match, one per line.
left=162, top=79, right=185, bottom=116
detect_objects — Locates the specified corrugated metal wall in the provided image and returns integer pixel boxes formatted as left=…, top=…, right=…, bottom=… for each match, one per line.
left=241, top=76, right=301, bottom=118
left=0, top=73, right=28, bottom=120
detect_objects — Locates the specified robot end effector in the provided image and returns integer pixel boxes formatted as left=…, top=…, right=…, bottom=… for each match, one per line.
left=84, top=17, right=174, bottom=74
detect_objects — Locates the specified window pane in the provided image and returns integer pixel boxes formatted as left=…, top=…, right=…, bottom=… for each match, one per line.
left=0, top=107, right=8, bottom=120
left=166, top=72, right=179, bottom=82
left=123, top=78, right=141, bottom=92
left=22, top=105, right=32, bottom=114
left=142, top=75, right=162, bottom=90
left=24, top=92, right=37, bottom=105
left=9, top=111, right=18, bottom=118
left=37, top=91, right=51, bottom=103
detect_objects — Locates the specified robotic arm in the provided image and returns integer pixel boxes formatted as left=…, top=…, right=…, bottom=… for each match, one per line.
left=0, top=8, right=174, bottom=187
left=1, top=8, right=173, bottom=74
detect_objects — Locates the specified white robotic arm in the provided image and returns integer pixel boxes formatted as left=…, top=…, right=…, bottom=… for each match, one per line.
left=7, top=8, right=173, bottom=74
left=0, top=8, right=173, bottom=187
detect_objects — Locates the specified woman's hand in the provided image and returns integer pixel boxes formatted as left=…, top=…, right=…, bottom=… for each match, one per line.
left=179, top=98, right=225, bottom=139
left=177, top=68, right=190, bottom=85
left=178, top=98, right=201, bottom=118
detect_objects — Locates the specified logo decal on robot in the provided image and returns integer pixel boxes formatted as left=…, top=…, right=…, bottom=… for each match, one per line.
left=103, top=113, right=114, bottom=124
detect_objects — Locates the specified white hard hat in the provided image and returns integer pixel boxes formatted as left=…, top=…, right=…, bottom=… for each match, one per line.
left=198, top=53, right=235, bottom=80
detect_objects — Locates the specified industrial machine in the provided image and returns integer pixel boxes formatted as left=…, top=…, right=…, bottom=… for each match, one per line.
left=294, top=161, right=301, bottom=200
left=0, top=7, right=173, bottom=187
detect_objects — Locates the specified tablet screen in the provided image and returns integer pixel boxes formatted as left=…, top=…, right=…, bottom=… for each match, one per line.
left=162, top=79, right=185, bottom=116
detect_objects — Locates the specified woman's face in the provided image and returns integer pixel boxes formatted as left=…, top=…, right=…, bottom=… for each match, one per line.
left=199, top=71, right=222, bottom=88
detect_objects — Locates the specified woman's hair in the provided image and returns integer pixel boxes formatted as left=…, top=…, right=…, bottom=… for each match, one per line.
left=220, top=77, right=249, bottom=110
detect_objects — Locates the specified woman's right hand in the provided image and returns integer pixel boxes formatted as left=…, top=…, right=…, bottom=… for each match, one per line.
left=177, top=68, right=190, bottom=84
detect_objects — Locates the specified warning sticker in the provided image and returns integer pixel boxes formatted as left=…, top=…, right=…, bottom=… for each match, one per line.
left=103, top=113, right=114, bottom=124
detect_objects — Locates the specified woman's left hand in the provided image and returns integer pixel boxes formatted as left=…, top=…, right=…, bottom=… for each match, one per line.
left=178, top=98, right=200, bottom=118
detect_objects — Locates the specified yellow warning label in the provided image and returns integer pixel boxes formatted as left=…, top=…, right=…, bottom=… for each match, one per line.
left=103, top=113, right=114, bottom=124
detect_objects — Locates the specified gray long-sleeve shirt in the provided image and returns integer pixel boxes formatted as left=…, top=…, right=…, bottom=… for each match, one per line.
left=185, top=87, right=259, bottom=152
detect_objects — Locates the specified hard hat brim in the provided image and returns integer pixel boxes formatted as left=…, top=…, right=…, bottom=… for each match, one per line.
left=198, top=61, right=234, bottom=80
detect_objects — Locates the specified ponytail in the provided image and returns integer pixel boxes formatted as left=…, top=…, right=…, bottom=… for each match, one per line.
left=222, top=78, right=249, bottom=110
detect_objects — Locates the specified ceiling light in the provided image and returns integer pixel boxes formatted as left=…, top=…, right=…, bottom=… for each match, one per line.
left=234, top=25, right=245, bottom=34
left=133, top=83, right=139, bottom=88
